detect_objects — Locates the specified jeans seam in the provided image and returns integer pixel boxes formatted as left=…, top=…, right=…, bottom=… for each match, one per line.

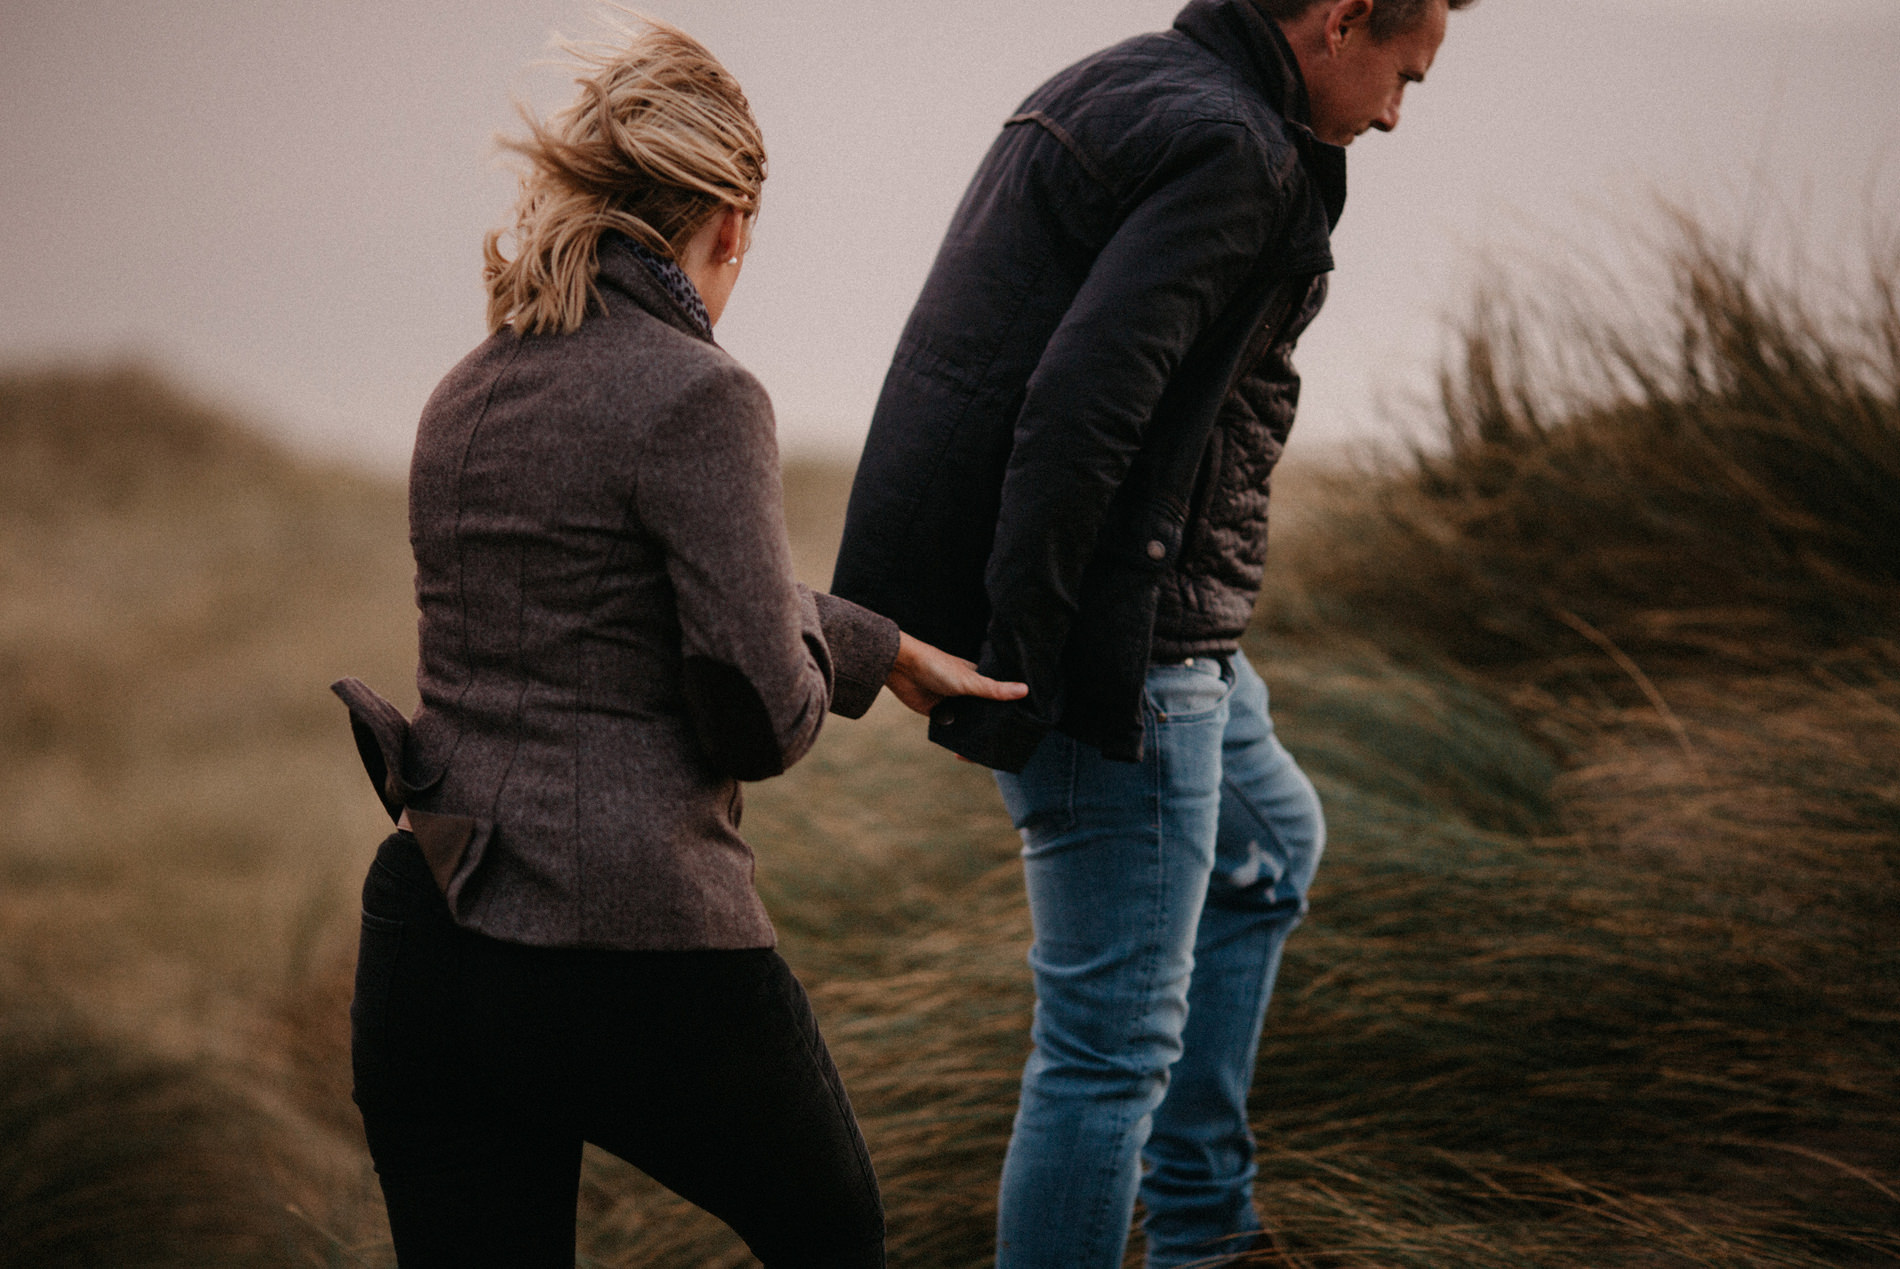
left=1145, top=679, right=1233, bottom=1265
left=1071, top=704, right=1170, bottom=1265
left=1219, top=773, right=1290, bottom=859
left=1103, top=705, right=1172, bottom=1266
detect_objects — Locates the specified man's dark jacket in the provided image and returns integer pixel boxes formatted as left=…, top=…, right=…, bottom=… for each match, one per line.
left=832, top=0, right=1345, bottom=771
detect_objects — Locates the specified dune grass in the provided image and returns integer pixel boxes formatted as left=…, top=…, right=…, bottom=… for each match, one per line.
left=1290, top=216, right=1900, bottom=673
left=0, top=366, right=406, bottom=1261
left=0, top=212, right=1894, bottom=1266
left=0, top=992, right=300, bottom=1269
left=1228, top=217, right=1900, bottom=1266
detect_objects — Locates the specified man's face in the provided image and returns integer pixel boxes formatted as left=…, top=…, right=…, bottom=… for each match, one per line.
left=1304, top=0, right=1448, bottom=146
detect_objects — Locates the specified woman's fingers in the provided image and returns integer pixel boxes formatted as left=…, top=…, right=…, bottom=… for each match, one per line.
left=945, top=664, right=1029, bottom=701
left=903, top=639, right=1028, bottom=700
left=885, top=632, right=1028, bottom=716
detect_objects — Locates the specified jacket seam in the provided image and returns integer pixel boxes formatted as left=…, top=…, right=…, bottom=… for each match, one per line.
left=1006, top=110, right=1113, bottom=190
left=450, top=337, right=527, bottom=715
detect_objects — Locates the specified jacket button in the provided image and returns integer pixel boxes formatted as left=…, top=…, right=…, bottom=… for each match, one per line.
left=1146, top=540, right=1167, bottom=561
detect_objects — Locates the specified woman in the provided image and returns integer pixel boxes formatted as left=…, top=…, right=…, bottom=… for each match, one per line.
left=332, top=18, right=1023, bottom=1267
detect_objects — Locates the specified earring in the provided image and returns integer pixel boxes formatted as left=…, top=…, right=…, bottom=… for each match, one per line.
left=727, top=255, right=741, bottom=265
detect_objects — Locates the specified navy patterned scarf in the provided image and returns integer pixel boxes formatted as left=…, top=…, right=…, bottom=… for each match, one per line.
left=624, top=238, right=713, bottom=340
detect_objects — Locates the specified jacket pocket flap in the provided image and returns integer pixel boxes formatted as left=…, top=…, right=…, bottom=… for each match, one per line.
left=330, top=677, right=409, bottom=823
left=404, top=807, right=490, bottom=908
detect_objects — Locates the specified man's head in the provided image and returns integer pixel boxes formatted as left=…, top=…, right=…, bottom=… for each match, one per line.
left=1263, top=0, right=1472, bottom=146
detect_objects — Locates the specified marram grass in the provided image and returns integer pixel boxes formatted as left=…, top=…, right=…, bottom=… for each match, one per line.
left=0, top=213, right=1895, bottom=1266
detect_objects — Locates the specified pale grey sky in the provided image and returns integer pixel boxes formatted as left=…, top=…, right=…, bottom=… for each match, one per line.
left=4, top=1, right=1897, bottom=470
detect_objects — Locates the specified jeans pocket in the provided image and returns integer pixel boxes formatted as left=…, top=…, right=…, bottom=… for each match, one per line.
left=996, top=731, right=1079, bottom=837
left=1144, top=658, right=1233, bottom=723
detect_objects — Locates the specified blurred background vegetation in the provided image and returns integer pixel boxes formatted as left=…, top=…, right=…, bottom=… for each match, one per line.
left=0, top=217, right=1894, bottom=1267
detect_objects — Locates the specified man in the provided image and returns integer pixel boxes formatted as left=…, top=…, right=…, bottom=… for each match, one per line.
left=832, top=1, right=1467, bottom=1264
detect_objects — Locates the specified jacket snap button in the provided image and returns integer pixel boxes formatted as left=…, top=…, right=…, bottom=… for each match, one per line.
left=1146, top=540, right=1167, bottom=561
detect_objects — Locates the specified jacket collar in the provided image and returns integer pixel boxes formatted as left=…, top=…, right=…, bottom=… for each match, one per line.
left=595, top=233, right=716, bottom=343
left=1173, top=0, right=1347, bottom=228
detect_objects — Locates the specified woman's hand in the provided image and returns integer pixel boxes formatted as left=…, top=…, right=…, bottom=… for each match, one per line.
left=885, top=632, right=1029, bottom=717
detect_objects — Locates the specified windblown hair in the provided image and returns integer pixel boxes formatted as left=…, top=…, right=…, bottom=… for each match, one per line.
left=1254, top=0, right=1477, bottom=42
left=483, top=15, right=766, bottom=336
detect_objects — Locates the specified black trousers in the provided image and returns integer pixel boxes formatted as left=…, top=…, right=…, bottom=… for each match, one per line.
left=351, top=833, right=885, bottom=1268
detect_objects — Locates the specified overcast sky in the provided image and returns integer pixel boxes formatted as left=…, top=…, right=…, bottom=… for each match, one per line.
left=4, top=1, right=1897, bottom=471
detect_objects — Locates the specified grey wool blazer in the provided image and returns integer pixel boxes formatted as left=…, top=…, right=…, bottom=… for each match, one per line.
left=334, top=236, right=900, bottom=951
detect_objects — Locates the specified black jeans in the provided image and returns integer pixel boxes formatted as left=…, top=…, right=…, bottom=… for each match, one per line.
left=351, top=833, right=885, bottom=1268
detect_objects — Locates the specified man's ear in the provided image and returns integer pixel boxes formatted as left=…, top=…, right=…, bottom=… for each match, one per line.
left=1330, top=0, right=1375, bottom=51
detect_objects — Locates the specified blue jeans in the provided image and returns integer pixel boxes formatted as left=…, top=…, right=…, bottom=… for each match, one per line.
left=992, top=652, right=1324, bottom=1269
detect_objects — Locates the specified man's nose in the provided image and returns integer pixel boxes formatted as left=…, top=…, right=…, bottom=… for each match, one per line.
left=1372, top=85, right=1406, bottom=133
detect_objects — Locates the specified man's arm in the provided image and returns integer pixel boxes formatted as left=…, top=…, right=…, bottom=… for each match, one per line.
left=933, top=119, right=1283, bottom=769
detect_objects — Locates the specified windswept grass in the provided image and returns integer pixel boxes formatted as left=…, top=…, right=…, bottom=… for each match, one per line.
left=1286, top=216, right=1900, bottom=672
left=0, top=365, right=406, bottom=1263
left=1231, top=215, right=1900, bottom=1266
left=0, top=965, right=374, bottom=1268
left=0, top=1005, right=288, bottom=1268
left=0, top=211, right=1894, bottom=1266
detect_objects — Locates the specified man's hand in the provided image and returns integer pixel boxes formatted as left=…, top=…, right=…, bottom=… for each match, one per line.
left=885, top=631, right=1028, bottom=717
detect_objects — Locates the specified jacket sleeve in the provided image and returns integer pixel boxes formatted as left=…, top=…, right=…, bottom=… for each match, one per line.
left=636, top=362, right=895, bottom=780
left=933, top=120, right=1282, bottom=770
left=811, top=589, right=901, bottom=720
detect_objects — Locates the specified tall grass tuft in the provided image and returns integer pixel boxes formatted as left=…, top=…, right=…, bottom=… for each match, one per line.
left=1233, top=215, right=1900, bottom=1266
left=1289, top=216, right=1900, bottom=672
left=0, top=995, right=311, bottom=1268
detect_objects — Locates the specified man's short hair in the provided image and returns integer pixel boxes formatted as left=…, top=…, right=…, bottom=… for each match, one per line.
left=1256, top=0, right=1476, bottom=42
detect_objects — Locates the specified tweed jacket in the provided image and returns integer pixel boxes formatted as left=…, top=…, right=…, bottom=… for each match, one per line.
left=334, top=235, right=900, bottom=951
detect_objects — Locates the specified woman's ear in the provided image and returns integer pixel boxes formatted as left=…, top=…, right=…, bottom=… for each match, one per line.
left=716, top=206, right=748, bottom=265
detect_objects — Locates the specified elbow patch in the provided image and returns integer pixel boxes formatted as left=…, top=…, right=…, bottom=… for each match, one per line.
left=681, top=655, right=787, bottom=781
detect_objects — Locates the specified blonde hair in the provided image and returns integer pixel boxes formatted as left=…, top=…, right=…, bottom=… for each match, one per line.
left=483, top=15, right=766, bottom=336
